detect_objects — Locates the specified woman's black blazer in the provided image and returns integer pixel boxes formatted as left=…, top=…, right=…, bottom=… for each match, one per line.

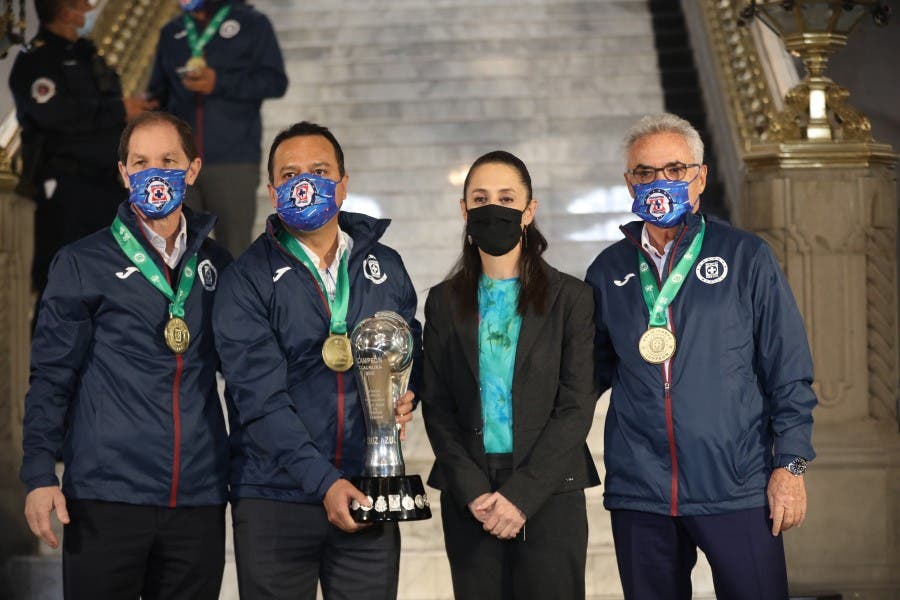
left=421, top=261, right=601, bottom=518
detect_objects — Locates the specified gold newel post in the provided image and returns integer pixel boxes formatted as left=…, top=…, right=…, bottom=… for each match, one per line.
left=740, top=1, right=900, bottom=595
left=0, top=142, right=35, bottom=569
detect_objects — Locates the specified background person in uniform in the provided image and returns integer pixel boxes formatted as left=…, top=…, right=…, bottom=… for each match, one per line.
left=8, top=0, right=150, bottom=313
left=585, top=113, right=817, bottom=600
left=421, top=151, right=600, bottom=600
left=148, top=0, right=287, bottom=258
left=213, top=121, right=420, bottom=600
left=20, top=111, right=231, bottom=599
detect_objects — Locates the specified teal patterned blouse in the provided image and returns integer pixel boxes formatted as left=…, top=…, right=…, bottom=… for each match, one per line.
left=477, top=275, right=522, bottom=454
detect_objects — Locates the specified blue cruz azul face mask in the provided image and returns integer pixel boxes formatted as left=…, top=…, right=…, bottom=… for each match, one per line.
left=275, top=173, right=340, bottom=232
left=179, top=0, right=205, bottom=10
left=128, top=168, right=187, bottom=219
left=631, top=175, right=698, bottom=228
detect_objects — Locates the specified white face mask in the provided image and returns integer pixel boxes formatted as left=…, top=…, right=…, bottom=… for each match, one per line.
left=77, top=8, right=99, bottom=38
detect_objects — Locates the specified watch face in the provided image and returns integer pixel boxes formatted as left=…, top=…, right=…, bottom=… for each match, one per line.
left=787, top=458, right=807, bottom=475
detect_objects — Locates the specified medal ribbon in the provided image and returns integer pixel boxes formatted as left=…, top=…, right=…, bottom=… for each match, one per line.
left=277, top=230, right=350, bottom=335
left=638, top=217, right=705, bottom=328
left=182, top=5, right=232, bottom=58
left=111, top=216, right=197, bottom=319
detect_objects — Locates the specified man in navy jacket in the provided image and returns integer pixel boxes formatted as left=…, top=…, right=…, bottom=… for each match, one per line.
left=586, top=113, right=817, bottom=600
left=21, top=111, right=231, bottom=599
left=148, top=0, right=287, bottom=257
left=213, top=121, right=422, bottom=599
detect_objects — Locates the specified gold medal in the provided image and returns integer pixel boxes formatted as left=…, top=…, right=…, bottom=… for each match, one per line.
left=185, top=56, right=207, bottom=73
left=165, top=317, right=191, bottom=355
left=322, top=333, right=354, bottom=372
left=638, top=327, right=676, bottom=364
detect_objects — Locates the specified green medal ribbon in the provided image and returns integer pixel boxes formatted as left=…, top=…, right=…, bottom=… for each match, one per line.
left=182, top=5, right=232, bottom=58
left=110, top=216, right=197, bottom=319
left=277, top=230, right=350, bottom=335
left=637, top=217, right=705, bottom=328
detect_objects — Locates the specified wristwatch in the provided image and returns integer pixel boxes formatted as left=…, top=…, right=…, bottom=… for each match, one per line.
left=784, top=457, right=808, bottom=476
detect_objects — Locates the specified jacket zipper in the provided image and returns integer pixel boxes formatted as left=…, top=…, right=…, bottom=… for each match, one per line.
left=622, top=224, right=688, bottom=516
left=136, top=223, right=184, bottom=507
left=161, top=262, right=183, bottom=508
left=660, top=226, right=688, bottom=516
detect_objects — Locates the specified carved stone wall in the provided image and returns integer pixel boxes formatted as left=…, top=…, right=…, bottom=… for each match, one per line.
left=0, top=180, right=36, bottom=571
left=742, top=160, right=898, bottom=425
left=742, top=156, right=900, bottom=597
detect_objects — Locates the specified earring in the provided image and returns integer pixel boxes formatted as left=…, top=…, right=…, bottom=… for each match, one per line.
left=467, top=234, right=473, bottom=246
left=522, top=224, right=528, bottom=250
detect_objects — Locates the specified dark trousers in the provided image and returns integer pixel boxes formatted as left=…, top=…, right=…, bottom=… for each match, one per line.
left=186, top=162, right=260, bottom=259
left=62, top=499, right=225, bottom=600
left=610, top=506, right=789, bottom=600
left=440, top=470, right=589, bottom=600
left=232, top=498, right=400, bottom=600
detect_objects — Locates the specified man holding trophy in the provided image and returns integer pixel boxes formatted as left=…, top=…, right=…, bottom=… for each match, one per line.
left=213, top=122, right=423, bottom=599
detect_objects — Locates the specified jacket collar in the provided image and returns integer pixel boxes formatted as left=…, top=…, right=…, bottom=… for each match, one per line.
left=620, top=211, right=705, bottom=279
left=115, top=202, right=217, bottom=270
left=450, top=259, right=563, bottom=383
left=265, top=211, right=391, bottom=263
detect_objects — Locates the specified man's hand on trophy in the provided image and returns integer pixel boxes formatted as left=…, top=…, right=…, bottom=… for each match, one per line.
left=324, top=479, right=372, bottom=533
left=395, top=391, right=415, bottom=440
left=478, top=492, right=526, bottom=540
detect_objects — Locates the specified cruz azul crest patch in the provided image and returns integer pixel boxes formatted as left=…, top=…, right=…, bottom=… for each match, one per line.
left=145, top=177, right=173, bottom=208
left=695, top=256, right=728, bottom=284
left=645, top=189, right=672, bottom=219
left=219, top=19, right=240, bottom=39
left=363, top=254, right=387, bottom=284
left=198, top=259, right=218, bottom=291
left=291, top=178, right=315, bottom=209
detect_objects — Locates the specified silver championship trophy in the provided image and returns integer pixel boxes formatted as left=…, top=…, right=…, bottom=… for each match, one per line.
left=349, top=311, right=431, bottom=522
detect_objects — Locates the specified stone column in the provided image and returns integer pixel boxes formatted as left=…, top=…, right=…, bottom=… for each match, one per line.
left=0, top=155, right=37, bottom=572
left=742, top=142, right=900, bottom=598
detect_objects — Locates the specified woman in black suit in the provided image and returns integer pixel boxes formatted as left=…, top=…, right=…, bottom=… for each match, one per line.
left=421, top=151, right=600, bottom=599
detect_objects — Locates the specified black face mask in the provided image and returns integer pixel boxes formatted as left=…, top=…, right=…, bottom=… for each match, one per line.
left=466, top=204, right=524, bottom=257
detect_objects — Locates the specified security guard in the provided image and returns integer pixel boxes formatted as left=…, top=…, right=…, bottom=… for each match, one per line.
left=8, top=0, right=149, bottom=303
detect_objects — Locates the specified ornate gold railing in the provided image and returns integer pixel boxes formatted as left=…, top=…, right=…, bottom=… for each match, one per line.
left=90, top=0, right=179, bottom=96
left=696, top=0, right=780, bottom=153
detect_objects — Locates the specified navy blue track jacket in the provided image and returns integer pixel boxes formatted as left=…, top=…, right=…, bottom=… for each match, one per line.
left=148, top=1, right=287, bottom=164
left=586, top=212, right=817, bottom=516
left=213, top=212, right=423, bottom=504
left=20, top=204, right=232, bottom=507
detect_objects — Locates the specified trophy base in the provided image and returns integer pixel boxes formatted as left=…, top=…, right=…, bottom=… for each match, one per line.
left=349, top=475, right=432, bottom=522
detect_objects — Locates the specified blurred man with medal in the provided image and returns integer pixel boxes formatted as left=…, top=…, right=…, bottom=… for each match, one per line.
left=148, top=0, right=287, bottom=257
left=586, top=114, right=818, bottom=600
left=213, top=121, right=422, bottom=599
left=20, top=111, right=232, bottom=599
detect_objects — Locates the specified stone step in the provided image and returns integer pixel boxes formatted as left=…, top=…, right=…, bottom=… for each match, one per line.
left=268, top=74, right=662, bottom=105
left=272, top=17, right=652, bottom=49
left=277, top=33, right=657, bottom=62
left=263, top=94, right=661, bottom=131
left=266, top=1, right=653, bottom=28
left=283, top=53, right=658, bottom=85
left=310, top=135, right=631, bottom=169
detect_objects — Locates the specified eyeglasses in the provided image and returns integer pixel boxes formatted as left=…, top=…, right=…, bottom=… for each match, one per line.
left=626, top=163, right=701, bottom=185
